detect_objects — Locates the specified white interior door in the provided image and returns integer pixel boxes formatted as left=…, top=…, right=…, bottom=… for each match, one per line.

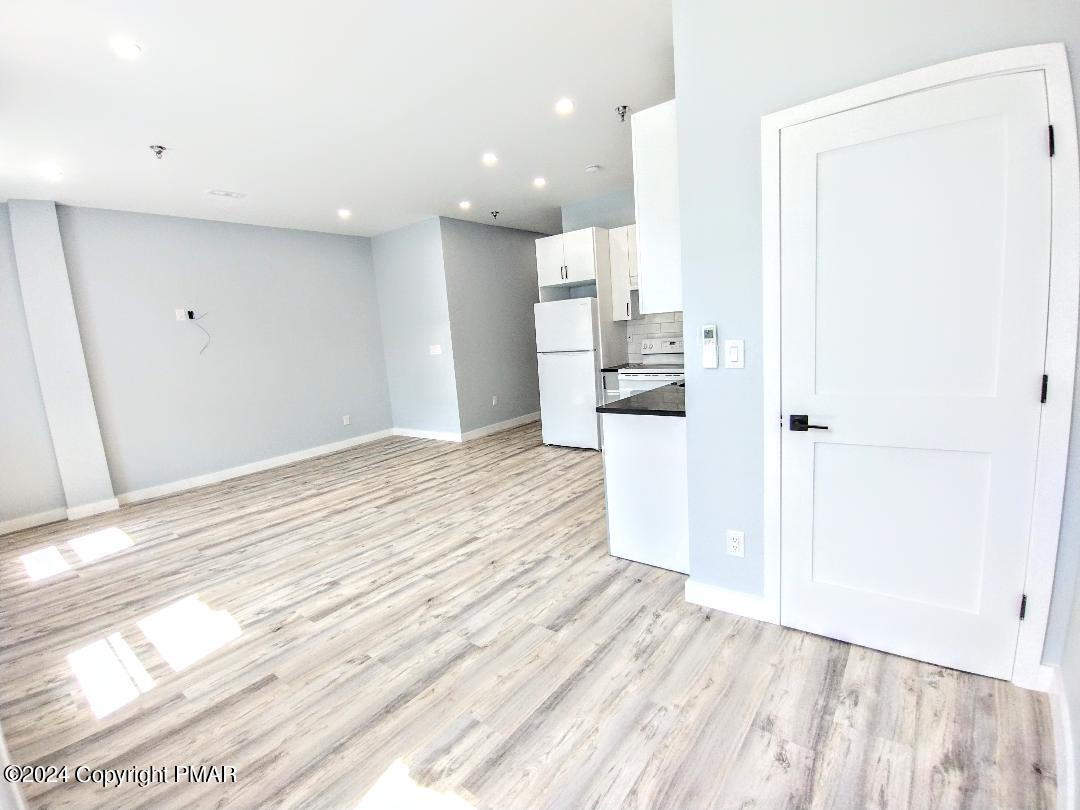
left=537, top=351, right=600, bottom=450
left=779, top=71, right=1052, bottom=679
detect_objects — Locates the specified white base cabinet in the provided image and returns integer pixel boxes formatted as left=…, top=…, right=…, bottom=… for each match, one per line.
left=601, top=412, right=689, bottom=573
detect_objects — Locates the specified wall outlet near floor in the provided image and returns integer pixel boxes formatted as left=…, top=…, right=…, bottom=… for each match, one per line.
left=491, top=395, right=498, bottom=407
left=342, top=414, right=350, bottom=426
left=726, top=529, right=745, bottom=557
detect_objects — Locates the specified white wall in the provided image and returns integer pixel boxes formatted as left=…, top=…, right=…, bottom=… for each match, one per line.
left=57, top=206, right=392, bottom=495
left=9, top=201, right=116, bottom=513
left=0, top=205, right=64, bottom=528
left=440, top=217, right=542, bottom=433
left=372, top=217, right=462, bottom=436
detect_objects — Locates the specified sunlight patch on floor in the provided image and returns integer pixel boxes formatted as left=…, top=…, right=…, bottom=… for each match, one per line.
left=67, top=633, right=155, bottom=718
left=137, top=595, right=242, bottom=672
left=354, top=760, right=475, bottom=810
left=20, top=546, right=71, bottom=580
left=68, top=527, right=134, bottom=562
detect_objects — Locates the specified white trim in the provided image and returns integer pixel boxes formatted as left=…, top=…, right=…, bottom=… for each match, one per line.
left=391, top=427, right=463, bottom=442
left=760, top=44, right=1079, bottom=690
left=117, top=429, right=393, bottom=505
left=1050, top=665, right=1076, bottom=810
left=66, top=498, right=119, bottom=520
left=685, top=579, right=780, bottom=624
left=460, top=412, right=540, bottom=441
left=0, top=507, right=67, bottom=536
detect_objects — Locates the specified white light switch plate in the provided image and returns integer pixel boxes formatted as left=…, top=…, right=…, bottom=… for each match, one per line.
left=726, top=529, right=745, bottom=557
left=429, top=344, right=442, bottom=356
left=724, top=339, right=744, bottom=369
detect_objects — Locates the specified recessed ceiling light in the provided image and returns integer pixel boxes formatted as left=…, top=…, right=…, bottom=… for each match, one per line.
left=555, top=98, right=575, bottom=116
left=337, top=209, right=351, bottom=220
left=481, top=152, right=498, bottom=167
left=207, top=188, right=245, bottom=199
left=533, top=177, right=547, bottom=189
left=41, top=163, right=64, bottom=182
left=109, top=36, right=142, bottom=60
left=459, top=200, right=472, bottom=211
left=585, top=164, right=602, bottom=173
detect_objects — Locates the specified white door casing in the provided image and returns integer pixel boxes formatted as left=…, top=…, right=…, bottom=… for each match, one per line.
left=761, top=44, right=1079, bottom=690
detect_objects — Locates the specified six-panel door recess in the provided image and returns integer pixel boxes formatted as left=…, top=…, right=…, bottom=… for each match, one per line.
left=779, top=70, right=1051, bottom=679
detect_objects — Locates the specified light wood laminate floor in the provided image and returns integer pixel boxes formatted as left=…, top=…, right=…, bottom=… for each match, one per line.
left=0, top=424, right=1055, bottom=809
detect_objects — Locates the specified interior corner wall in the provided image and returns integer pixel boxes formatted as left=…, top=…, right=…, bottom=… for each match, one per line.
left=560, top=189, right=636, bottom=232
left=372, top=217, right=462, bottom=436
left=0, top=203, right=65, bottom=530
left=672, top=0, right=1080, bottom=605
left=7, top=200, right=116, bottom=515
left=439, top=217, right=542, bottom=434
left=57, top=206, right=392, bottom=496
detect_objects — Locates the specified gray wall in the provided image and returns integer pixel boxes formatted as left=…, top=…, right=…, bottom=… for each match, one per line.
left=372, top=218, right=462, bottom=435
left=560, top=189, right=636, bottom=232
left=58, top=206, right=392, bottom=494
left=0, top=204, right=65, bottom=525
left=673, top=0, right=1080, bottom=783
left=440, top=217, right=542, bottom=433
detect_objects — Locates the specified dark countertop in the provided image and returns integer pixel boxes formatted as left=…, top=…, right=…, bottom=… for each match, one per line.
left=596, top=383, right=685, bottom=417
left=600, top=362, right=686, bottom=373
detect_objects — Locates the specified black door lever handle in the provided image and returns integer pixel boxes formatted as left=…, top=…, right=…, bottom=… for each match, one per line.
left=789, top=414, right=829, bottom=431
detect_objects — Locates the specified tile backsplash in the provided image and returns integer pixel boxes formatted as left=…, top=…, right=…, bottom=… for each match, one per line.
left=626, top=306, right=683, bottom=364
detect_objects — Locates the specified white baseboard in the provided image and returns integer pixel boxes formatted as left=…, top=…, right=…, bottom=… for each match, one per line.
left=117, top=429, right=393, bottom=505
left=391, top=427, right=463, bottom=443
left=1051, top=665, right=1077, bottom=810
left=66, top=498, right=120, bottom=521
left=0, top=507, right=67, bottom=537
left=460, top=412, right=539, bottom=442
left=685, top=579, right=780, bottom=624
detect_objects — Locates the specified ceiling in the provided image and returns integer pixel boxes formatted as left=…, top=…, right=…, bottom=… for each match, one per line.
left=0, top=1, right=675, bottom=236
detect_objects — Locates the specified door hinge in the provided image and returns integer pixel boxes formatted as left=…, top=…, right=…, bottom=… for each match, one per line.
left=1041, top=374, right=1048, bottom=403
left=1020, top=594, right=1028, bottom=620
left=1049, top=125, right=1056, bottom=157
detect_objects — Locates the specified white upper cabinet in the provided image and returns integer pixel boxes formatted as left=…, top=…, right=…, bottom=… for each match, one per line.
left=562, top=228, right=599, bottom=283
left=632, top=100, right=682, bottom=314
left=534, top=227, right=604, bottom=288
left=535, top=234, right=567, bottom=287
left=609, top=225, right=635, bottom=321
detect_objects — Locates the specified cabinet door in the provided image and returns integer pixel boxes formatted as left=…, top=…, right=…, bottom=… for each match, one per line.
left=627, top=224, right=639, bottom=290
left=632, top=100, right=682, bottom=313
left=609, top=226, right=632, bottom=321
left=562, top=228, right=597, bottom=283
left=535, top=234, right=566, bottom=287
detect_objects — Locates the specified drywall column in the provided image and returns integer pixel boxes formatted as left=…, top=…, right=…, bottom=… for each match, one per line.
left=8, top=200, right=117, bottom=518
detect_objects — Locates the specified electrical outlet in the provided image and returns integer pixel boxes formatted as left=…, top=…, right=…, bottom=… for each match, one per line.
left=342, top=415, right=350, bottom=426
left=429, top=344, right=442, bottom=356
left=726, top=529, right=745, bottom=558
left=175, top=308, right=185, bottom=322
left=491, top=395, right=498, bottom=407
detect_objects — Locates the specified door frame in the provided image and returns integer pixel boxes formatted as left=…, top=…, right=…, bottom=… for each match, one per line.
left=760, top=43, right=1079, bottom=691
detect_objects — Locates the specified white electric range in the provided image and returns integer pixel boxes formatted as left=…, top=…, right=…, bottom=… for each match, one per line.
left=616, top=337, right=684, bottom=397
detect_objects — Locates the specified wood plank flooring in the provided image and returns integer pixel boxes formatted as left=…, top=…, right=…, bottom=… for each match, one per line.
left=0, top=424, right=1055, bottom=809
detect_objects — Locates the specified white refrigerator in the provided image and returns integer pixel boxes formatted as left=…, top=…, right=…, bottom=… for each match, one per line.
left=535, top=298, right=602, bottom=450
